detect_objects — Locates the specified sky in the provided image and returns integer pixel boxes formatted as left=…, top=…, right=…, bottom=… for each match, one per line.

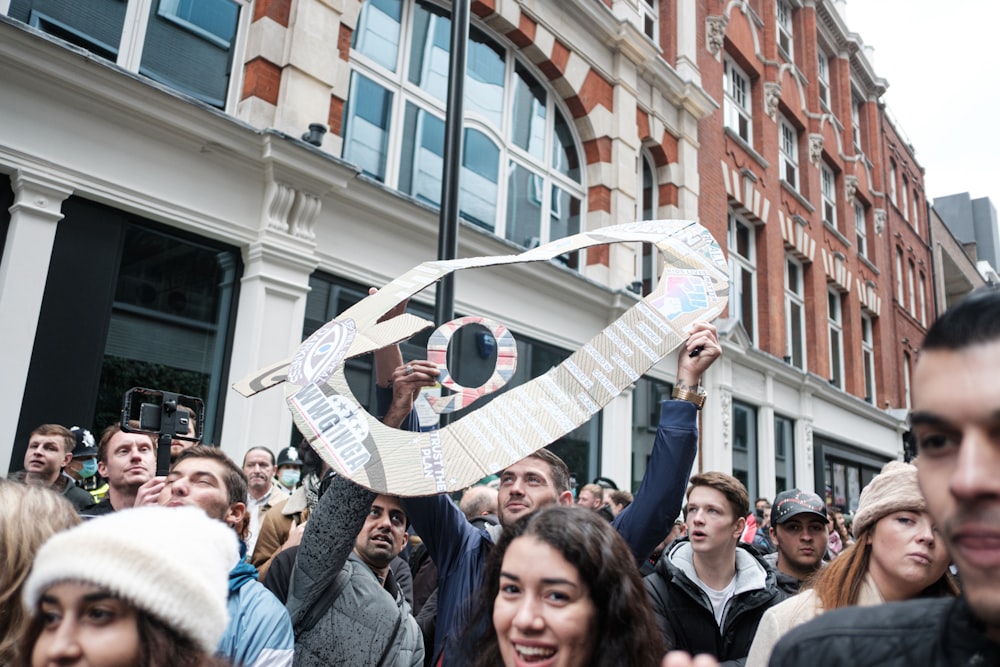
left=844, top=1, right=1000, bottom=207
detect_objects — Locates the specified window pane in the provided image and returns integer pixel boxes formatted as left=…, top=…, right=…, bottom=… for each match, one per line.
left=552, top=108, right=581, bottom=182
left=343, top=73, right=394, bottom=181
left=460, top=129, right=499, bottom=229
left=353, top=0, right=402, bottom=71
left=399, top=102, right=444, bottom=204
left=790, top=301, right=803, bottom=368
left=466, top=28, right=506, bottom=129
left=506, top=162, right=542, bottom=246
left=11, top=0, right=126, bottom=61
left=740, top=267, right=755, bottom=341
left=408, top=1, right=451, bottom=101
left=512, top=63, right=547, bottom=161
left=141, top=0, right=240, bottom=108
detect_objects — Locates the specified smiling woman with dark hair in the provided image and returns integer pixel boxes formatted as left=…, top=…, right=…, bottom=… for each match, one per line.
left=459, top=504, right=664, bottom=667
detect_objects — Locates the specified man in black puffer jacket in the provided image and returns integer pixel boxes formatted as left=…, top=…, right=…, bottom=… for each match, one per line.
left=645, top=472, right=784, bottom=666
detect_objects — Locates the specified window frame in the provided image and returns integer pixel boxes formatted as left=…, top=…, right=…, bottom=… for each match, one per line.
left=780, top=115, right=799, bottom=191
left=821, top=164, right=837, bottom=230
left=785, top=254, right=806, bottom=370
left=861, top=314, right=876, bottom=403
left=724, top=57, right=753, bottom=145
left=728, top=212, right=758, bottom=344
left=776, top=0, right=793, bottom=61
left=817, top=51, right=830, bottom=108
left=827, top=288, right=844, bottom=388
left=855, top=200, right=867, bottom=259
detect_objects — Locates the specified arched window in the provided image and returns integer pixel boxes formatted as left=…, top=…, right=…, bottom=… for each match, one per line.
left=343, top=0, right=585, bottom=259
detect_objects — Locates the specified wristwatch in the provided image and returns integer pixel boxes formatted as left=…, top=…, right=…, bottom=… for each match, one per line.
left=672, top=385, right=707, bottom=410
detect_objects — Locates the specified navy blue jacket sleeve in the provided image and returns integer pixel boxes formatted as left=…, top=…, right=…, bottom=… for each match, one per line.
left=612, top=399, right=698, bottom=563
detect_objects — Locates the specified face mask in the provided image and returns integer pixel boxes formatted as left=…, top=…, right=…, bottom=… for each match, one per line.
left=79, top=458, right=99, bottom=479
left=280, top=469, right=301, bottom=488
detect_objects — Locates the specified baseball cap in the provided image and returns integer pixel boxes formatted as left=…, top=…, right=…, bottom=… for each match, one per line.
left=69, top=426, right=97, bottom=458
left=772, top=489, right=827, bottom=525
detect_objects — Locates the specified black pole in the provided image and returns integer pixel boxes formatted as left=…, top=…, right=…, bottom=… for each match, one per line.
left=434, top=0, right=469, bottom=329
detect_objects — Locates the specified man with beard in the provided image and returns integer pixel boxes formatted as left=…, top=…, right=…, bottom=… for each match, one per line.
left=770, top=288, right=1000, bottom=666
left=285, top=473, right=423, bottom=666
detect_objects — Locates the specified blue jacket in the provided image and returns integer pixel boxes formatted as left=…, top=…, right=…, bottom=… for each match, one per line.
left=218, top=560, right=295, bottom=667
left=394, top=395, right=700, bottom=665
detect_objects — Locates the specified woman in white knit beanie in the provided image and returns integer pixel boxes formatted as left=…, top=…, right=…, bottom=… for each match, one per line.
left=747, top=460, right=958, bottom=667
left=19, top=505, right=239, bottom=667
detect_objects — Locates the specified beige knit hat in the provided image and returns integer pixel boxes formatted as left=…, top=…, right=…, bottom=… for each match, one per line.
left=852, top=461, right=927, bottom=536
left=23, top=506, right=238, bottom=652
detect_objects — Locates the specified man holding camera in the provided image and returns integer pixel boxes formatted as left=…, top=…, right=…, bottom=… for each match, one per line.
left=85, top=425, right=156, bottom=515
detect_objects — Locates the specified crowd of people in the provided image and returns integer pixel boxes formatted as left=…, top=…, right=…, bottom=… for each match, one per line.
left=2, top=290, right=1000, bottom=666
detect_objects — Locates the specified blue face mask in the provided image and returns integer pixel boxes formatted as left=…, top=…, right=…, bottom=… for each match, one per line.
left=79, top=458, right=99, bottom=479
left=280, top=469, right=301, bottom=488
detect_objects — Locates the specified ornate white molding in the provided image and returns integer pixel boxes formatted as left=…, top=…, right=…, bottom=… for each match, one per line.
left=289, top=192, right=321, bottom=240
left=844, top=174, right=859, bottom=202
left=874, top=208, right=886, bottom=235
left=706, top=16, right=728, bottom=57
left=804, top=424, right=813, bottom=470
left=265, top=181, right=296, bottom=232
left=720, top=388, right=733, bottom=450
left=764, top=82, right=782, bottom=120
left=808, top=133, right=824, bottom=167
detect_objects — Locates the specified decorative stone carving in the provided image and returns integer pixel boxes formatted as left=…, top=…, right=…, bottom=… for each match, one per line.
left=720, top=389, right=733, bottom=450
left=874, top=208, right=887, bottom=235
left=265, top=182, right=296, bottom=233
left=764, top=82, right=782, bottom=120
left=290, top=192, right=321, bottom=240
left=808, top=134, right=824, bottom=167
left=844, top=174, right=859, bottom=202
left=706, top=16, right=728, bottom=57
left=804, top=425, right=813, bottom=469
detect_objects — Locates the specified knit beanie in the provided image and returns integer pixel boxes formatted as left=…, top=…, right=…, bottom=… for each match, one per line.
left=23, top=505, right=237, bottom=652
left=852, top=461, right=926, bottom=537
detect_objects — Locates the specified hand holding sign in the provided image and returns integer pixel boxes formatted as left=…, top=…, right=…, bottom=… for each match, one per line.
left=233, top=220, right=729, bottom=496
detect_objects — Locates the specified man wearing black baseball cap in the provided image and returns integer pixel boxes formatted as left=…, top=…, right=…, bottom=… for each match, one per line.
left=765, top=489, right=829, bottom=594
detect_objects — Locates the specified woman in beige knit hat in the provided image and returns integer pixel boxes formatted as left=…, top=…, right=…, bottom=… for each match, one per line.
left=746, top=461, right=958, bottom=667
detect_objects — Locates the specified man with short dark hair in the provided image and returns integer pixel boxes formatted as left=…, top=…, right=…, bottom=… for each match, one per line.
left=159, top=445, right=294, bottom=667
left=770, top=288, right=1000, bottom=665
left=285, top=474, right=423, bottom=666
left=396, top=322, right=722, bottom=665
left=765, top=489, right=829, bottom=594
left=14, top=424, right=94, bottom=511
left=645, top=472, right=783, bottom=665
left=86, top=425, right=156, bottom=515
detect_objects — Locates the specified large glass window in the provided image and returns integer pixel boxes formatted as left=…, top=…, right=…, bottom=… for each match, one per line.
left=9, top=0, right=242, bottom=108
left=774, top=414, right=795, bottom=493
left=889, top=160, right=898, bottom=205
left=733, top=401, right=758, bottom=501
left=640, top=0, right=658, bottom=41
left=344, top=0, right=585, bottom=258
left=896, top=246, right=905, bottom=303
left=785, top=255, right=806, bottom=370
left=95, top=226, right=239, bottom=443
left=851, top=94, right=863, bottom=150
left=780, top=116, right=798, bottom=190
left=817, top=52, right=830, bottom=107
left=724, top=58, right=752, bottom=144
left=728, top=212, right=757, bottom=343
left=828, top=289, right=844, bottom=389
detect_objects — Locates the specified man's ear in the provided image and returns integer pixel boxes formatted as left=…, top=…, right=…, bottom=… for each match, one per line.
left=61, top=451, right=73, bottom=469
left=225, top=501, right=247, bottom=530
left=734, top=515, right=746, bottom=538
left=557, top=490, right=574, bottom=506
left=399, top=531, right=409, bottom=552
left=98, top=461, right=109, bottom=478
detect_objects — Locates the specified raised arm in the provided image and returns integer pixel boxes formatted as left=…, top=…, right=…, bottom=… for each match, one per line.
left=613, top=322, right=721, bottom=562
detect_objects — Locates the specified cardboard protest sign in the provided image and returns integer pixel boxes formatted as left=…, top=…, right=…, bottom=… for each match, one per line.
left=233, top=220, right=729, bottom=495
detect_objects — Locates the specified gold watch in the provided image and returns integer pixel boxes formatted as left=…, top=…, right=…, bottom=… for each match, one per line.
left=672, top=385, right=707, bottom=410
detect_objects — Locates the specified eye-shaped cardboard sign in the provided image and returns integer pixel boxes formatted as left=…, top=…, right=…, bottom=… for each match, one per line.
left=233, top=220, right=729, bottom=496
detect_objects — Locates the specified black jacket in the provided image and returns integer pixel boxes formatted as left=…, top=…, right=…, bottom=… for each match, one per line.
left=644, top=538, right=784, bottom=666
left=770, top=595, right=1000, bottom=666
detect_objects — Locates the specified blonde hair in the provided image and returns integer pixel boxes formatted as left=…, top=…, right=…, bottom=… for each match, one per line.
left=0, top=481, right=80, bottom=665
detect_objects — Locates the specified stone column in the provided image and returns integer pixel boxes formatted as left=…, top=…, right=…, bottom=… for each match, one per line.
left=0, top=171, right=72, bottom=471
